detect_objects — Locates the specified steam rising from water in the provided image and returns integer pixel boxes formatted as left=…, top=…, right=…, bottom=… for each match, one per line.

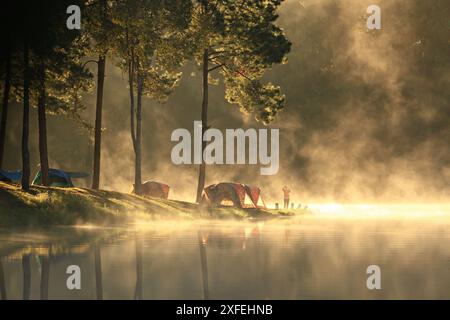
left=2, top=208, right=450, bottom=299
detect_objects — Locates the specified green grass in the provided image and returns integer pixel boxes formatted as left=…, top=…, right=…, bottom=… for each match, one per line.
left=0, top=182, right=296, bottom=227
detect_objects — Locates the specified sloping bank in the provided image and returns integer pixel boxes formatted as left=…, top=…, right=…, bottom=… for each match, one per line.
left=0, top=182, right=301, bottom=227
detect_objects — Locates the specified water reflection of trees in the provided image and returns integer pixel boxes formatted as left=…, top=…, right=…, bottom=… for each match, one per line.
left=94, top=245, right=103, bottom=300
left=22, top=254, right=31, bottom=300
left=0, top=228, right=123, bottom=300
left=0, top=258, right=6, bottom=300
left=198, top=231, right=209, bottom=300
left=134, top=236, right=143, bottom=300
left=197, top=223, right=265, bottom=300
left=0, top=223, right=268, bottom=300
left=39, top=245, right=51, bottom=300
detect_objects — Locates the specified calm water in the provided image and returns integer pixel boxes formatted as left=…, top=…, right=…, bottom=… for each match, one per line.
left=1, top=207, right=450, bottom=300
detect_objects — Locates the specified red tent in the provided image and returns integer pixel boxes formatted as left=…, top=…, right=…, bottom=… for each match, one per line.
left=202, top=182, right=266, bottom=209
left=133, top=181, right=170, bottom=199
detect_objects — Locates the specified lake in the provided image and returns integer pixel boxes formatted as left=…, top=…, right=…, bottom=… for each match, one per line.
left=1, top=205, right=450, bottom=299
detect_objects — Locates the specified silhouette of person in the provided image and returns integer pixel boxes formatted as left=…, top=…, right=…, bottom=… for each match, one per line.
left=282, top=186, right=291, bottom=209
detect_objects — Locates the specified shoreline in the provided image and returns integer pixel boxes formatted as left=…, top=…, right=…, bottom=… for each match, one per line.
left=0, top=182, right=303, bottom=227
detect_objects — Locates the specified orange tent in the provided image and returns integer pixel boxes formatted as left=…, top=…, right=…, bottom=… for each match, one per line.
left=201, top=182, right=266, bottom=209
left=133, top=181, right=170, bottom=199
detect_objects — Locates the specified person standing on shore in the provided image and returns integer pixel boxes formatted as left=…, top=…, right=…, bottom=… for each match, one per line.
left=282, top=185, right=291, bottom=209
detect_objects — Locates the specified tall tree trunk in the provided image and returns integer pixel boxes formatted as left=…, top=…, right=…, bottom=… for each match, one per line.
left=135, top=74, right=143, bottom=195
left=91, top=55, right=106, bottom=190
left=196, top=49, right=209, bottom=203
left=128, top=56, right=140, bottom=194
left=21, top=38, right=30, bottom=191
left=129, top=67, right=135, bottom=149
left=22, top=254, right=31, bottom=300
left=129, top=59, right=135, bottom=147
left=38, top=63, right=49, bottom=186
left=0, top=47, right=11, bottom=170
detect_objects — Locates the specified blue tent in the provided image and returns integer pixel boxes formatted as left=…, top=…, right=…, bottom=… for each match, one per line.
left=0, top=170, right=22, bottom=182
left=32, top=169, right=89, bottom=187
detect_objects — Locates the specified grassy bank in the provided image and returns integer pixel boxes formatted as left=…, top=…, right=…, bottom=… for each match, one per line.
left=0, top=182, right=302, bottom=227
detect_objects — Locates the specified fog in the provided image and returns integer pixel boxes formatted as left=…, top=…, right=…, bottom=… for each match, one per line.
left=2, top=0, right=450, bottom=204
left=2, top=214, right=450, bottom=299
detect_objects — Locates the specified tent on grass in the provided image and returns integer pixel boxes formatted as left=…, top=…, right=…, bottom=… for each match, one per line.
left=32, top=169, right=89, bottom=187
left=0, top=170, right=22, bottom=183
left=132, top=181, right=170, bottom=199
left=201, top=182, right=266, bottom=209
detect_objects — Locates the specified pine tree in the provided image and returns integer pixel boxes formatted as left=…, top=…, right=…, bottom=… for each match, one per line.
left=189, top=0, right=291, bottom=201
left=112, top=0, right=192, bottom=194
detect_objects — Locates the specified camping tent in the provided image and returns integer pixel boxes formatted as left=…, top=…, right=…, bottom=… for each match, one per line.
left=201, top=182, right=266, bottom=209
left=132, top=181, right=170, bottom=199
left=32, top=169, right=89, bottom=187
left=0, top=170, right=22, bottom=182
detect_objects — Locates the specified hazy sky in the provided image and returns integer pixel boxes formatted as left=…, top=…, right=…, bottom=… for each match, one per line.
left=3, top=0, right=450, bottom=204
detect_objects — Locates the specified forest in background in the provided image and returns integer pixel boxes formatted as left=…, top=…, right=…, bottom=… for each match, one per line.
left=0, top=0, right=291, bottom=201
